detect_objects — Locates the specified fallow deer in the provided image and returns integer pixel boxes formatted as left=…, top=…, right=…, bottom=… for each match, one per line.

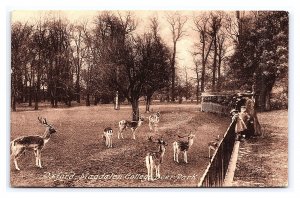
left=208, top=135, right=220, bottom=159
left=102, top=127, right=113, bottom=148
left=118, top=117, right=144, bottom=140
left=10, top=117, right=57, bottom=170
left=148, top=111, right=160, bottom=132
left=145, top=136, right=167, bottom=181
left=173, top=132, right=195, bottom=163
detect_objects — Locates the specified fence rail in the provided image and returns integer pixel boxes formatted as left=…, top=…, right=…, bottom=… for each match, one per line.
left=198, top=119, right=237, bottom=187
left=201, top=102, right=231, bottom=115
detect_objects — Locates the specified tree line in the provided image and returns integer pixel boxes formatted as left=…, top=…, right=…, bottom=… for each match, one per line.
left=11, top=11, right=288, bottom=118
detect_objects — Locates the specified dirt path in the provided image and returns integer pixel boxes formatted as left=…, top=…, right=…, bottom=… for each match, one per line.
left=232, top=110, right=288, bottom=187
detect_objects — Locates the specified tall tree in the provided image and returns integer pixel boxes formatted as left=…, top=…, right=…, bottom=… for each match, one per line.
left=193, top=13, right=214, bottom=93
left=11, top=22, right=33, bottom=111
left=230, top=11, right=288, bottom=111
left=166, top=12, right=187, bottom=102
left=142, top=17, right=172, bottom=112
left=191, top=56, right=201, bottom=104
left=46, top=16, right=73, bottom=107
left=208, top=12, right=222, bottom=92
left=70, top=22, right=86, bottom=103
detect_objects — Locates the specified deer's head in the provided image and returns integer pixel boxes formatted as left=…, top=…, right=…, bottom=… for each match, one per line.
left=38, top=117, right=57, bottom=134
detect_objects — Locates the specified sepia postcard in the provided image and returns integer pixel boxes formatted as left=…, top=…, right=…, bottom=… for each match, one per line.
left=10, top=10, right=288, bottom=188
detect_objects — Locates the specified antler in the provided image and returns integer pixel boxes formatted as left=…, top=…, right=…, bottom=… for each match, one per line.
left=178, top=132, right=193, bottom=138
left=178, top=134, right=188, bottom=138
left=38, top=117, right=48, bottom=125
left=148, top=136, right=159, bottom=143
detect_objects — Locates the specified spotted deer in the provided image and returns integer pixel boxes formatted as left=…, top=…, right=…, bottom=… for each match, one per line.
left=208, top=135, right=220, bottom=159
left=102, top=127, right=113, bottom=148
left=118, top=117, right=144, bottom=140
left=173, top=132, right=195, bottom=163
left=145, top=137, right=167, bottom=181
left=10, top=117, right=57, bottom=171
left=148, top=111, right=160, bottom=132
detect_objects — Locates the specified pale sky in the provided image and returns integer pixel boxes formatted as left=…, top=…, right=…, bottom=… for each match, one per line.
left=11, top=10, right=232, bottom=81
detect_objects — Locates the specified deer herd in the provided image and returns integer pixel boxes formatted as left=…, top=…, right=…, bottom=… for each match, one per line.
left=11, top=111, right=222, bottom=181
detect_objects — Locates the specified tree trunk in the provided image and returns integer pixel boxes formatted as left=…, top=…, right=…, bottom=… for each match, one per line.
left=12, top=95, right=16, bottom=112
left=51, top=98, right=55, bottom=108
left=94, top=96, right=99, bottom=105
left=258, top=82, right=272, bottom=112
left=196, top=79, right=200, bottom=105
left=145, top=95, right=151, bottom=113
left=54, top=98, right=58, bottom=108
left=217, top=47, right=222, bottom=92
left=34, top=79, right=40, bottom=110
left=131, top=97, right=139, bottom=121
left=178, top=96, right=183, bottom=104
left=43, top=86, right=46, bottom=102
left=265, top=91, right=271, bottom=111
left=68, top=98, right=71, bottom=107
left=166, top=86, right=170, bottom=102
left=34, top=87, right=39, bottom=110
left=76, top=74, right=80, bottom=103
left=171, top=42, right=176, bottom=102
left=212, top=33, right=217, bottom=92
left=28, top=86, right=32, bottom=107
left=86, top=93, right=90, bottom=106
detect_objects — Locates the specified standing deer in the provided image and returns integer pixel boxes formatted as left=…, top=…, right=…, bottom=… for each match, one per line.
left=10, top=117, right=57, bottom=170
left=173, top=132, right=195, bottom=163
left=118, top=117, right=144, bottom=140
left=102, top=127, right=113, bottom=148
left=208, top=135, right=220, bottom=159
left=148, top=111, right=160, bottom=132
left=145, top=137, right=167, bottom=181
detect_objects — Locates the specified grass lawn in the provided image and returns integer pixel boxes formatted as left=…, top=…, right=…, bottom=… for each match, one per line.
left=10, top=103, right=231, bottom=187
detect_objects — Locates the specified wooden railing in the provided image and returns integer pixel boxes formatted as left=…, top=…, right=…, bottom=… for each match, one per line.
left=200, top=93, right=234, bottom=115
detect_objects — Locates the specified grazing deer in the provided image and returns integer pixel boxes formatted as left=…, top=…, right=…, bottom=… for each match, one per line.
left=173, top=132, right=195, bottom=163
left=118, top=117, right=144, bottom=140
left=148, top=111, right=160, bottom=132
left=208, top=135, right=220, bottom=159
left=10, top=117, right=56, bottom=171
left=145, top=137, right=167, bottom=181
left=102, top=127, right=113, bottom=148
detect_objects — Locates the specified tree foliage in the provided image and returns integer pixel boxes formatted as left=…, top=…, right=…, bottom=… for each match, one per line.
left=229, top=11, right=288, bottom=110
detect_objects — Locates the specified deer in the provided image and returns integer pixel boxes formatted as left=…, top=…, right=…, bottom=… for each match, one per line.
left=102, top=127, right=113, bottom=148
left=173, top=132, right=195, bottom=163
left=145, top=136, right=167, bottom=181
left=118, top=116, right=144, bottom=140
left=148, top=111, right=160, bottom=132
left=208, top=135, right=220, bottom=159
left=10, top=117, right=57, bottom=171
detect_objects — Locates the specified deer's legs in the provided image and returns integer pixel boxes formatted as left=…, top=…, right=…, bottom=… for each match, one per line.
left=146, top=155, right=154, bottom=181
left=149, top=123, right=153, bottom=131
left=12, top=147, right=25, bottom=171
left=156, top=165, right=160, bottom=178
left=13, top=157, right=20, bottom=171
left=110, top=136, right=112, bottom=148
left=105, top=136, right=108, bottom=146
left=34, top=149, right=39, bottom=167
left=173, top=149, right=179, bottom=163
left=37, top=149, right=42, bottom=168
left=154, top=123, right=158, bottom=132
left=118, top=127, right=125, bottom=139
left=184, top=151, right=188, bottom=163
left=132, top=128, right=136, bottom=140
